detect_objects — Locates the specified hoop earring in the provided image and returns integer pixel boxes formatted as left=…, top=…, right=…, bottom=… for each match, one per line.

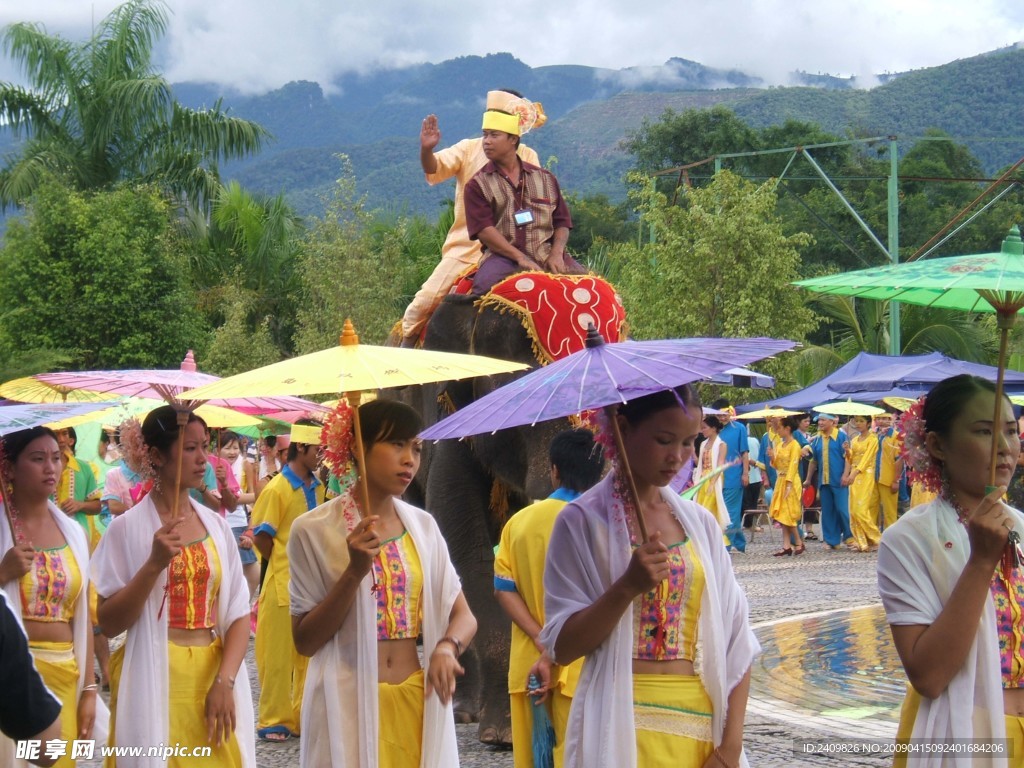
left=939, top=461, right=951, bottom=502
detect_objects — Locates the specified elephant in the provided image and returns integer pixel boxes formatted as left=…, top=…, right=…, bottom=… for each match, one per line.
left=395, top=293, right=577, bottom=746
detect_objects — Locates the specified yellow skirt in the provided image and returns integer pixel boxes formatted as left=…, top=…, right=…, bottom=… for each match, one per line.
left=107, top=640, right=242, bottom=768
left=166, top=640, right=242, bottom=768
left=633, top=673, right=714, bottom=768
left=894, top=685, right=1022, bottom=767
left=379, top=669, right=425, bottom=768
left=30, top=640, right=79, bottom=768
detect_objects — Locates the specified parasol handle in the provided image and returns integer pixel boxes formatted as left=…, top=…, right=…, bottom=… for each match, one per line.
left=347, top=391, right=380, bottom=593
left=990, top=321, right=1012, bottom=489
left=172, top=409, right=191, bottom=520
left=347, top=392, right=373, bottom=520
left=604, top=405, right=649, bottom=543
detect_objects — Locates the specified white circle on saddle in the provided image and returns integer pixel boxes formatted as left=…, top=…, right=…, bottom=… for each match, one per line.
left=515, top=277, right=536, bottom=292
left=577, top=312, right=596, bottom=330
left=572, top=287, right=592, bottom=304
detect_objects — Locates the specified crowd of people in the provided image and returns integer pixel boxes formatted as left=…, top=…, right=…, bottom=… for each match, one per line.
left=686, top=401, right=919, bottom=559
left=1, top=78, right=1023, bottom=768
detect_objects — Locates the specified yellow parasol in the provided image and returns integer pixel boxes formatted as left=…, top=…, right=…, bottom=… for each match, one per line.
left=882, top=396, right=916, bottom=413
left=735, top=407, right=805, bottom=420
left=45, top=397, right=263, bottom=430
left=181, top=319, right=530, bottom=522
left=812, top=400, right=885, bottom=417
left=0, top=377, right=112, bottom=404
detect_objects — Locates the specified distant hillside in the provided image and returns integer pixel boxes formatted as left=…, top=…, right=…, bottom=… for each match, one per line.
left=170, top=52, right=876, bottom=217
left=4, top=48, right=1022, bottom=223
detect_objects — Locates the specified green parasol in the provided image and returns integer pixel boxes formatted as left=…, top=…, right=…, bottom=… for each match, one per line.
left=796, top=226, right=1024, bottom=486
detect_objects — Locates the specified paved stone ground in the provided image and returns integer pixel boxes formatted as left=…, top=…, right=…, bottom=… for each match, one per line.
left=86, top=528, right=895, bottom=766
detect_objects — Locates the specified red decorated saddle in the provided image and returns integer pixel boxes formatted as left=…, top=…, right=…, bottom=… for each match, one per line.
left=477, top=273, right=627, bottom=364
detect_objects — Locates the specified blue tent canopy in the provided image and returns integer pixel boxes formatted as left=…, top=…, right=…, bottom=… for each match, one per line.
left=739, top=352, right=1024, bottom=412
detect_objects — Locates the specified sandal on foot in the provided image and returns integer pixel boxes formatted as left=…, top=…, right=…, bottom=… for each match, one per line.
left=772, top=548, right=793, bottom=557
left=794, top=544, right=806, bottom=555
left=258, top=727, right=291, bottom=743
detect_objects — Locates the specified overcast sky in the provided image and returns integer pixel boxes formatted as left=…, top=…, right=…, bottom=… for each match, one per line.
left=0, top=0, right=1022, bottom=94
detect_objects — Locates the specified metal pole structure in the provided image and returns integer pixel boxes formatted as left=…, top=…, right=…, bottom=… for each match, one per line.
left=887, top=137, right=900, bottom=355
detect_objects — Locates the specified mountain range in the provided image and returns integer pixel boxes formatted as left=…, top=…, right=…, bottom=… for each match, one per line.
left=17, top=47, right=1024, bottom=220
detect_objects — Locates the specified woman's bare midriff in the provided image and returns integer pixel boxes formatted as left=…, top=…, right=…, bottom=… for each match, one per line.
left=168, top=627, right=217, bottom=646
left=632, top=658, right=696, bottom=676
left=378, top=638, right=421, bottom=684
left=24, top=619, right=73, bottom=644
left=1004, top=687, right=1024, bottom=716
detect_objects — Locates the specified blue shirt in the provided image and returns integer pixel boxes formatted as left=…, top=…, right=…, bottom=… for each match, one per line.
left=719, top=421, right=749, bottom=488
left=809, top=429, right=848, bottom=487
left=280, top=463, right=322, bottom=511
left=747, top=436, right=761, bottom=485
left=760, top=431, right=777, bottom=487
left=188, top=462, right=218, bottom=505
left=794, top=429, right=810, bottom=482
left=875, top=428, right=893, bottom=475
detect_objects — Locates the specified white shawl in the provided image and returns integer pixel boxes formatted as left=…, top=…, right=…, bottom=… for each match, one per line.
left=0, top=501, right=109, bottom=765
left=539, top=473, right=760, bottom=768
left=91, top=496, right=256, bottom=768
left=877, top=497, right=1023, bottom=768
left=693, top=436, right=728, bottom=529
left=289, top=494, right=463, bottom=768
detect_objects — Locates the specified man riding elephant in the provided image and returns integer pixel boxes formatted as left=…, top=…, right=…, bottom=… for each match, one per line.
left=399, top=90, right=546, bottom=348
left=466, top=108, right=585, bottom=296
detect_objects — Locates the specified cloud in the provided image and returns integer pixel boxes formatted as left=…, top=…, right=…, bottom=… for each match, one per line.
left=0, top=0, right=1021, bottom=94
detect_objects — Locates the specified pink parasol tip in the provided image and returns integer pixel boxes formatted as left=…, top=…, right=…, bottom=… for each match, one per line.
left=180, top=350, right=197, bottom=373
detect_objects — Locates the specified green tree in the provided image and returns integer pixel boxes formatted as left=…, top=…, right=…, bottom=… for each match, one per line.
left=0, top=0, right=267, bottom=209
left=293, top=158, right=416, bottom=350
left=182, top=181, right=303, bottom=355
left=203, top=284, right=282, bottom=376
left=614, top=170, right=817, bottom=387
left=564, top=192, right=634, bottom=256
left=0, top=178, right=204, bottom=367
left=623, top=105, right=757, bottom=175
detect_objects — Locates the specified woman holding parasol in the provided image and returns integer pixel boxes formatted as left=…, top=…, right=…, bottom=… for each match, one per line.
left=0, top=427, right=101, bottom=766
left=878, top=374, right=1024, bottom=764
left=288, top=399, right=477, bottom=768
left=539, top=385, right=759, bottom=768
left=92, top=407, right=255, bottom=766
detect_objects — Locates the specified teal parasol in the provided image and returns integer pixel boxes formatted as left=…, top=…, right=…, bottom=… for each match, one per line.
left=796, top=226, right=1024, bottom=486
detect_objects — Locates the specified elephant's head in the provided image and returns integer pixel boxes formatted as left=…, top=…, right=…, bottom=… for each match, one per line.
left=424, top=295, right=575, bottom=511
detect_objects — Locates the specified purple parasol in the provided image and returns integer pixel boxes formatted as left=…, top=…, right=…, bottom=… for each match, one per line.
left=420, top=328, right=796, bottom=542
left=420, top=329, right=796, bottom=440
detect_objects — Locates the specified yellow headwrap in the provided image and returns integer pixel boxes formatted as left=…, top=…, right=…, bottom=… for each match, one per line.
left=485, top=91, right=547, bottom=133
left=290, top=423, right=322, bottom=446
left=482, top=110, right=521, bottom=136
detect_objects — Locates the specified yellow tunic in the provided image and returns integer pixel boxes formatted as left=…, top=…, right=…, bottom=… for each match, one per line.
left=768, top=439, right=802, bottom=527
left=848, top=432, right=881, bottom=551
left=401, top=138, right=540, bottom=338
left=876, top=430, right=902, bottom=530
left=252, top=470, right=324, bottom=735
left=494, top=495, right=584, bottom=768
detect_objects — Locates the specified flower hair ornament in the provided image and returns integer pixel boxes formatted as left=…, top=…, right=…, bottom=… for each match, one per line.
left=118, top=417, right=156, bottom=481
left=321, top=401, right=355, bottom=477
left=586, top=408, right=618, bottom=464
left=898, top=396, right=942, bottom=494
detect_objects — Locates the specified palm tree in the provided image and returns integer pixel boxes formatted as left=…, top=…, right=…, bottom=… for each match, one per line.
left=794, top=294, right=998, bottom=387
left=180, top=180, right=303, bottom=354
left=0, top=0, right=268, bottom=210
